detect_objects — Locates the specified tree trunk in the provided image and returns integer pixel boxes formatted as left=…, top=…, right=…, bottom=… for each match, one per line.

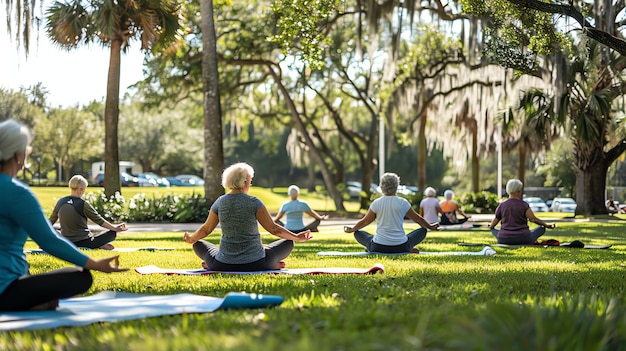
left=200, top=0, right=225, bottom=203
left=104, top=38, right=122, bottom=197
left=471, top=120, right=479, bottom=192
left=417, top=112, right=427, bottom=191
left=359, top=111, right=379, bottom=209
left=307, top=161, right=315, bottom=192
left=518, top=143, right=527, bottom=182
left=575, top=160, right=608, bottom=216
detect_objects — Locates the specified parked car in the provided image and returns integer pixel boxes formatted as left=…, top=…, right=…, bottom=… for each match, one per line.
left=550, top=197, right=577, bottom=213
left=346, top=181, right=380, bottom=199
left=94, top=172, right=148, bottom=187
left=404, top=185, right=419, bottom=194
left=137, top=172, right=170, bottom=187
left=165, top=174, right=205, bottom=186
left=523, top=197, right=549, bottom=212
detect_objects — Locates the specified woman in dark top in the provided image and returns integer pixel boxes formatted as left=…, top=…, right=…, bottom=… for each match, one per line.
left=489, top=179, right=556, bottom=245
left=183, top=163, right=312, bottom=271
left=49, top=175, right=127, bottom=250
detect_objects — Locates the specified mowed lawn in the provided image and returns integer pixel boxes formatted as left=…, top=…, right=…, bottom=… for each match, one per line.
left=4, top=204, right=626, bottom=350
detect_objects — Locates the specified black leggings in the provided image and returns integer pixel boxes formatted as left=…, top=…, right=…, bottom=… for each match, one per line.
left=0, top=267, right=93, bottom=311
left=73, top=230, right=117, bottom=249
left=193, top=239, right=294, bottom=271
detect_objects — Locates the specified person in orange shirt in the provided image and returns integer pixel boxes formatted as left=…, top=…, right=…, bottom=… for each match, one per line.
left=439, top=190, right=470, bottom=225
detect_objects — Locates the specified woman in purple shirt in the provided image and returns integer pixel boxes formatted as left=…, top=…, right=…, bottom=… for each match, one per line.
left=489, top=179, right=556, bottom=244
left=0, top=119, right=127, bottom=311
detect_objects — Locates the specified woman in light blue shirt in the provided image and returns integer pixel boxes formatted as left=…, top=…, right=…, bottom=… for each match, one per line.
left=274, top=185, right=328, bottom=232
left=0, top=119, right=127, bottom=311
left=344, top=173, right=439, bottom=253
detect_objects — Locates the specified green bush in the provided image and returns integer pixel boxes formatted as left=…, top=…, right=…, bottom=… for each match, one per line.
left=84, top=190, right=211, bottom=223
left=460, top=191, right=499, bottom=213
left=403, top=192, right=423, bottom=212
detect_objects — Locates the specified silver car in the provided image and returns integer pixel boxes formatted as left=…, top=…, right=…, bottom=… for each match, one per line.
left=550, top=197, right=577, bottom=212
left=524, top=197, right=549, bottom=212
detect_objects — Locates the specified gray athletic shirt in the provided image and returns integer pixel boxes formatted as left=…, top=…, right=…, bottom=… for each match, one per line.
left=49, top=196, right=106, bottom=242
left=213, top=193, right=265, bottom=264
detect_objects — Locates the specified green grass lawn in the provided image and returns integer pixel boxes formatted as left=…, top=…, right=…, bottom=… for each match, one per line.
left=4, top=221, right=626, bottom=350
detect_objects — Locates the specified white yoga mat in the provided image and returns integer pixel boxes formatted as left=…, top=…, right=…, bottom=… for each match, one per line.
left=438, top=222, right=483, bottom=230
left=317, top=246, right=496, bottom=256
left=0, top=291, right=283, bottom=331
left=135, top=263, right=385, bottom=275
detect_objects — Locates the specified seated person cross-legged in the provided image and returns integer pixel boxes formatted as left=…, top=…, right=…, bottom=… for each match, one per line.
left=420, top=187, right=443, bottom=224
left=0, top=119, right=127, bottom=312
left=439, top=189, right=471, bottom=225
left=49, top=175, right=127, bottom=250
left=606, top=196, right=619, bottom=215
left=183, top=163, right=312, bottom=271
left=343, top=172, right=439, bottom=253
left=274, top=185, right=328, bottom=233
left=489, top=179, right=556, bottom=245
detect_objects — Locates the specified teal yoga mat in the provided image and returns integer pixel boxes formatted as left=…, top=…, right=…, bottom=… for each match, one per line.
left=0, top=291, right=283, bottom=331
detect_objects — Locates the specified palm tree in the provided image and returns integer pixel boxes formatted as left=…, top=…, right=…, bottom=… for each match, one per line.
left=557, top=42, right=626, bottom=215
left=46, top=0, right=180, bottom=197
left=519, top=44, right=626, bottom=215
left=513, top=88, right=561, bottom=182
left=199, top=0, right=224, bottom=202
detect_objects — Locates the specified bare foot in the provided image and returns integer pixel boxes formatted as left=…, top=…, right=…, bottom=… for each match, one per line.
left=29, top=299, right=59, bottom=311
left=201, top=261, right=209, bottom=270
left=99, top=243, right=115, bottom=250
left=272, top=261, right=286, bottom=269
left=410, top=248, right=420, bottom=254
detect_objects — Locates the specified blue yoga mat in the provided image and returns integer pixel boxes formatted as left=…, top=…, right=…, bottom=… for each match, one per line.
left=0, top=291, right=283, bottom=331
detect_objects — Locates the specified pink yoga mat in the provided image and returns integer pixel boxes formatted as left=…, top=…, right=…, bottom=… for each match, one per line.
left=135, top=263, right=385, bottom=275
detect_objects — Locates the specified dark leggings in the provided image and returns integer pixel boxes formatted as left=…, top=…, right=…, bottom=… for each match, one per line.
left=192, top=239, right=294, bottom=271
left=275, top=219, right=321, bottom=232
left=354, top=228, right=427, bottom=253
left=73, top=230, right=116, bottom=249
left=440, top=213, right=468, bottom=225
left=0, top=267, right=93, bottom=311
left=490, top=226, right=546, bottom=245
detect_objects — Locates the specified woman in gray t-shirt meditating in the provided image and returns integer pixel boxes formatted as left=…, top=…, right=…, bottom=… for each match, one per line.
left=183, top=163, right=312, bottom=271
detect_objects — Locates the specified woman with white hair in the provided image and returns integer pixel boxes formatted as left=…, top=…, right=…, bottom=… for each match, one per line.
left=439, top=189, right=471, bottom=225
left=0, top=119, right=127, bottom=311
left=488, top=179, right=556, bottom=244
left=184, top=163, right=312, bottom=271
left=344, top=173, right=439, bottom=253
left=419, top=186, right=443, bottom=224
left=49, top=174, right=127, bottom=250
left=273, top=184, right=328, bottom=232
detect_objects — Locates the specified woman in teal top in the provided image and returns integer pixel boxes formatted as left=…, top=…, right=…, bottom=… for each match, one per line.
left=0, top=119, right=127, bottom=311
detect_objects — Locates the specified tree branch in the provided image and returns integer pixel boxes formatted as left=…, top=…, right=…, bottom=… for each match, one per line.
left=506, top=0, right=626, bottom=56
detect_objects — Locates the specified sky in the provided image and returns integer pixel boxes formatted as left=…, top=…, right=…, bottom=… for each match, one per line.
left=1, top=13, right=146, bottom=108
